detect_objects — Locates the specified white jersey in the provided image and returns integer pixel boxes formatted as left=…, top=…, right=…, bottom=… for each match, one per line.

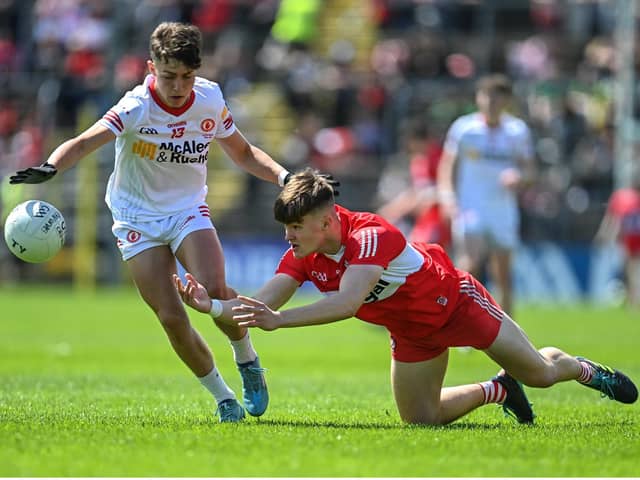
left=443, top=112, right=533, bottom=213
left=99, top=74, right=236, bottom=222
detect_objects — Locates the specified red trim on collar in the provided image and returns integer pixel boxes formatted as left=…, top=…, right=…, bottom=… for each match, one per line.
left=149, top=77, right=195, bottom=116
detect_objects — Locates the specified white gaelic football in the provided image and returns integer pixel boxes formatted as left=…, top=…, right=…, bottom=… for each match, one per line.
left=4, top=200, right=66, bottom=263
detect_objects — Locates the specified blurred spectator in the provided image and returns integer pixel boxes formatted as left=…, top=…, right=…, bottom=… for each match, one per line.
left=377, top=117, right=451, bottom=250
left=594, top=175, right=640, bottom=309
left=270, top=0, right=320, bottom=47
left=550, top=92, right=588, bottom=163
left=279, top=110, right=323, bottom=170
left=113, top=54, right=147, bottom=94
left=0, top=0, right=635, bottom=250
left=437, top=74, right=535, bottom=316
left=570, top=118, right=614, bottom=207
left=577, top=35, right=616, bottom=83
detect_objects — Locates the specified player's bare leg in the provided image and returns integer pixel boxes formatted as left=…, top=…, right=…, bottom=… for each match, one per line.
left=392, top=350, right=489, bottom=425
left=128, top=245, right=215, bottom=376
left=485, top=314, right=637, bottom=404
left=128, top=244, right=244, bottom=422
left=176, top=229, right=246, bottom=339
left=625, top=256, right=640, bottom=308
left=490, top=248, right=513, bottom=316
left=456, top=232, right=487, bottom=281
left=177, top=228, right=269, bottom=416
left=485, top=314, right=582, bottom=387
left=454, top=232, right=487, bottom=353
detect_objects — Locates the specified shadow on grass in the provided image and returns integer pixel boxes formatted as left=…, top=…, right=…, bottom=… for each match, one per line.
left=251, top=418, right=503, bottom=431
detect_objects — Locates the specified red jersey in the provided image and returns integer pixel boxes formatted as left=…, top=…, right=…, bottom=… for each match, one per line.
left=276, top=205, right=466, bottom=343
left=607, top=188, right=640, bottom=255
left=408, top=143, right=451, bottom=247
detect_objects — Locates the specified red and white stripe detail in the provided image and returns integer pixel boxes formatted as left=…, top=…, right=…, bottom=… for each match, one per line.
left=479, top=380, right=506, bottom=404
left=358, top=228, right=378, bottom=259
left=103, top=110, right=124, bottom=132
left=198, top=205, right=210, bottom=218
left=459, top=279, right=504, bottom=320
left=577, top=361, right=593, bottom=384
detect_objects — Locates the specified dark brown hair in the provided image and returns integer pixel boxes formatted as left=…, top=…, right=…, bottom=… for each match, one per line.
left=149, top=22, right=202, bottom=70
left=274, top=168, right=336, bottom=224
left=476, top=73, right=512, bottom=96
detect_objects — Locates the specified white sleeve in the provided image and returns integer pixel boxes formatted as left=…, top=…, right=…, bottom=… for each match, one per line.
left=208, top=86, right=237, bottom=139
left=98, top=96, right=144, bottom=137
left=442, top=118, right=464, bottom=156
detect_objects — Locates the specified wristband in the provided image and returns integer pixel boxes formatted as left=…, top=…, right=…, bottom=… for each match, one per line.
left=209, top=299, right=223, bottom=318
left=278, top=170, right=291, bottom=187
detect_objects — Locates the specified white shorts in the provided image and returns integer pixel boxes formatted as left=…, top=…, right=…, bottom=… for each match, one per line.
left=112, top=204, right=214, bottom=261
left=453, top=207, right=519, bottom=250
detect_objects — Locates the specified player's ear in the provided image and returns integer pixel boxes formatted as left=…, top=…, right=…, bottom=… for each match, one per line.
left=318, top=214, right=329, bottom=230
left=322, top=212, right=335, bottom=230
left=147, top=60, right=156, bottom=75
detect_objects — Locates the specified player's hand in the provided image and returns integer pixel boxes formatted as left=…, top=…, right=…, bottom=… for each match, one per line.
left=437, top=191, right=457, bottom=220
left=232, top=295, right=281, bottom=331
left=284, top=172, right=340, bottom=196
left=499, top=168, right=522, bottom=191
left=173, top=272, right=212, bottom=314
left=9, top=162, right=58, bottom=184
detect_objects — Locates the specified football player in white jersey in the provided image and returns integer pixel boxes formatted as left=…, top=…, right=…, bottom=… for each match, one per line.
left=437, top=74, right=535, bottom=316
left=9, top=22, right=307, bottom=422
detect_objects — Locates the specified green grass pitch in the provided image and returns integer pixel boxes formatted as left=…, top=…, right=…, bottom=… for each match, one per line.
left=0, top=285, right=638, bottom=476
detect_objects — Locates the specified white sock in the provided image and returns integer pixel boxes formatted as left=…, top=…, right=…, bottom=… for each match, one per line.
left=198, top=367, right=236, bottom=404
left=229, top=332, right=258, bottom=365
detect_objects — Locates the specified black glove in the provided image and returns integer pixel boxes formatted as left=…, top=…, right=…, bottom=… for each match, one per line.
left=9, top=162, right=57, bottom=184
left=284, top=172, right=340, bottom=196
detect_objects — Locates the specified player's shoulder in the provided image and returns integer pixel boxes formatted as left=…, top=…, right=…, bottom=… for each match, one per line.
left=112, top=79, right=150, bottom=115
left=339, top=205, right=402, bottom=240
left=193, top=76, right=224, bottom=100
left=450, top=112, right=483, bottom=132
left=501, top=113, right=530, bottom=133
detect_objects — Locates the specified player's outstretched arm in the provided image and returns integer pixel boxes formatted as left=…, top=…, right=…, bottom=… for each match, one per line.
left=10, top=122, right=114, bottom=184
left=233, top=264, right=382, bottom=330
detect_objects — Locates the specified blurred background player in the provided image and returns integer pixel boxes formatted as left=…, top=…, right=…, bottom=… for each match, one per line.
left=377, top=118, right=451, bottom=251
left=9, top=22, right=290, bottom=423
left=175, top=169, right=638, bottom=426
left=594, top=174, right=640, bottom=308
left=437, top=74, right=535, bottom=317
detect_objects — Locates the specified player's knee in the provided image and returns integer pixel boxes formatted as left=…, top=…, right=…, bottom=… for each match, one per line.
left=157, top=309, right=190, bottom=337
left=518, top=366, right=556, bottom=388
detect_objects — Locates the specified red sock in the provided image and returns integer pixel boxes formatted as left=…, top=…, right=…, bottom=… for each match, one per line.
left=478, top=380, right=507, bottom=404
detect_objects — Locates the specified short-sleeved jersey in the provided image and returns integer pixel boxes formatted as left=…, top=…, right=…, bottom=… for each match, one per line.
left=276, top=205, right=462, bottom=340
left=99, top=74, right=236, bottom=222
left=443, top=112, right=533, bottom=213
left=607, top=188, right=640, bottom=254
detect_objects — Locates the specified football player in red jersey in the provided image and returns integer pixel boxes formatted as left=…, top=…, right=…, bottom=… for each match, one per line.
left=595, top=175, right=640, bottom=308
left=175, top=168, right=637, bottom=425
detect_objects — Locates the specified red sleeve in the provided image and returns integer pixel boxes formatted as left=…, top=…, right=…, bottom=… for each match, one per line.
left=275, top=248, right=309, bottom=283
left=607, top=191, right=624, bottom=217
left=345, top=226, right=406, bottom=268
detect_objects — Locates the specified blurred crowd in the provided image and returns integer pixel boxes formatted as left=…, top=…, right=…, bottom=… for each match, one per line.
left=0, top=0, right=637, bottom=244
